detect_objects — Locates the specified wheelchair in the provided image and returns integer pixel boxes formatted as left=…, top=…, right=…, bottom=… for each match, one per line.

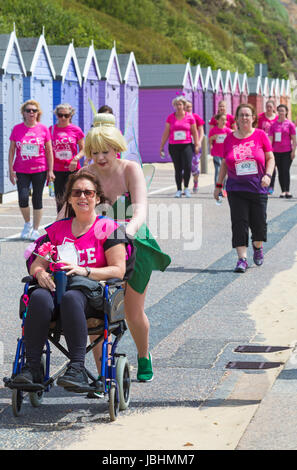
left=3, top=271, right=131, bottom=422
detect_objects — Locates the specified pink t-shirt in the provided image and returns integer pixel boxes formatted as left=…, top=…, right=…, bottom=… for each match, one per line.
left=10, top=122, right=51, bottom=173
left=166, top=112, right=195, bottom=144
left=208, top=126, right=232, bottom=158
left=268, top=119, right=296, bottom=153
left=209, top=114, right=235, bottom=129
left=50, top=124, right=84, bottom=172
left=257, top=113, right=278, bottom=135
left=223, top=129, right=272, bottom=193
left=45, top=216, right=124, bottom=268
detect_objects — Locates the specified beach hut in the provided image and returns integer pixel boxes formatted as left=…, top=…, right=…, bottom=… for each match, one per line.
left=18, top=34, right=56, bottom=127
left=286, top=79, right=292, bottom=119
left=212, top=69, right=224, bottom=114
left=221, top=70, right=233, bottom=114
left=75, top=43, right=101, bottom=133
left=118, top=52, right=141, bottom=141
left=280, top=79, right=287, bottom=106
left=47, top=43, right=82, bottom=127
left=231, top=71, right=241, bottom=115
left=201, top=67, right=215, bottom=136
left=239, top=73, right=249, bottom=104
left=247, top=76, right=263, bottom=115
left=95, top=47, right=122, bottom=128
left=192, top=64, right=204, bottom=120
left=138, top=63, right=194, bottom=163
left=0, top=30, right=26, bottom=196
left=262, top=76, right=271, bottom=110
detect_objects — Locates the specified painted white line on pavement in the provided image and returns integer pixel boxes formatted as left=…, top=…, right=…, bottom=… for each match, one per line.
left=148, top=185, right=176, bottom=195
left=0, top=214, right=54, bottom=218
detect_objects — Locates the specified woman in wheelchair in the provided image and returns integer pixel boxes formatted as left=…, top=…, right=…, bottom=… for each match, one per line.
left=12, top=169, right=128, bottom=390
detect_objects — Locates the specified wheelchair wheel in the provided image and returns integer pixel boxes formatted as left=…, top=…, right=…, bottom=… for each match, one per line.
left=116, top=356, right=131, bottom=410
left=29, top=355, right=46, bottom=408
left=109, top=384, right=119, bottom=421
left=12, top=389, right=24, bottom=417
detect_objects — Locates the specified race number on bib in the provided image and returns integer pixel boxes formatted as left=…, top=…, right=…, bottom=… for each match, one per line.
left=56, top=150, right=72, bottom=160
left=21, top=143, right=39, bottom=157
left=275, top=132, right=282, bottom=142
left=235, top=159, right=258, bottom=176
left=216, top=134, right=227, bottom=144
left=174, top=131, right=186, bottom=141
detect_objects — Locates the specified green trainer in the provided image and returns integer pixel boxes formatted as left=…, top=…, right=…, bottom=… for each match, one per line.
left=137, top=353, right=154, bottom=382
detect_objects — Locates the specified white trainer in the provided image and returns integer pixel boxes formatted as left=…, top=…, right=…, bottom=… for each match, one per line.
left=174, top=190, right=182, bottom=198
left=30, top=229, right=40, bottom=241
left=184, top=188, right=191, bottom=198
left=21, top=222, right=32, bottom=239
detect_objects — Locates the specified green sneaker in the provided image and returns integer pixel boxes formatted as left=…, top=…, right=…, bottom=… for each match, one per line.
left=137, top=353, right=154, bottom=382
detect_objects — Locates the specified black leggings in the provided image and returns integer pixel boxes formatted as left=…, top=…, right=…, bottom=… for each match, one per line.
left=227, top=191, right=268, bottom=248
left=24, top=288, right=88, bottom=367
left=168, top=143, right=193, bottom=190
left=16, top=172, right=47, bottom=209
left=274, top=152, right=292, bottom=192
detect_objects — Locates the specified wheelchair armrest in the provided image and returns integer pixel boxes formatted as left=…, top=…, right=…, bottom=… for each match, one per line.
left=105, top=278, right=125, bottom=287
left=21, top=275, right=36, bottom=284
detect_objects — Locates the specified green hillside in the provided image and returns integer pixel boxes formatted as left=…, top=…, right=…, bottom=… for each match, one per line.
left=0, top=0, right=296, bottom=78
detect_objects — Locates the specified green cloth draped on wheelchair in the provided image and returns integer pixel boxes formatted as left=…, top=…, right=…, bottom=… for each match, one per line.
left=107, top=193, right=171, bottom=294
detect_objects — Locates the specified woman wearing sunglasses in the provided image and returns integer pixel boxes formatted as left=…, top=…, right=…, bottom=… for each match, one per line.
left=8, top=100, right=54, bottom=240
left=50, top=103, right=85, bottom=212
left=12, top=169, right=128, bottom=390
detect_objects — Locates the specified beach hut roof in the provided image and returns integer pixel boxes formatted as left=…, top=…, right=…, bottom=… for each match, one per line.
left=95, top=46, right=122, bottom=82
left=138, top=62, right=193, bottom=88
left=201, top=66, right=214, bottom=90
left=47, top=43, right=82, bottom=85
left=212, top=69, right=224, bottom=93
left=117, top=51, right=140, bottom=85
left=221, top=70, right=233, bottom=93
left=0, top=31, right=26, bottom=75
left=75, top=43, right=101, bottom=80
left=230, top=71, right=241, bottom=93
left=247, top=76, right=262, bottom=94
left=18, top=34, right=55, bottom=78
left=191, top=64, right=204, bottom=90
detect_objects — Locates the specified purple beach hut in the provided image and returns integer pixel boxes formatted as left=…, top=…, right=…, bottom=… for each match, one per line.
left=138, top=62, right=194, bottom=163
left=221, top=70, right=233, bottom=114
left=212, top=69, right=224, bottom=113
left=231, top=71, right=241, bottom=115
left=192, top=64, right=205, bottom=121
left=201, top=66, right=215, bottom=136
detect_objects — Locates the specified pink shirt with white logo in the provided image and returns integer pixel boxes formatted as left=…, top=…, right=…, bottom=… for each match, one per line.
left=45, top=216, right=124, bottom=268
left=268, top=119, right=296, bottom=153
left=223, top=129, right=272, bottom=193
left=50, top=124, right=84, bottom=172
left=257, top=113, right=278, bottom=135
left=10, top=122, right=51, bottom=173
left=208, top=126, right=232, bottom=158
left=209, top=114, right=235, bottom=129
left=166, top=112, right=195, bottom=144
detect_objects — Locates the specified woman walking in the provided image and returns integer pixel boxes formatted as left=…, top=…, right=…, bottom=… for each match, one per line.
left=257, top=100, right=278, bottom=194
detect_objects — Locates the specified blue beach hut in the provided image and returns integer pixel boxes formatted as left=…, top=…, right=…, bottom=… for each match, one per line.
left=118, top=52, right=140, bottom=142
left=75, top=42, right=101, bottom=133
left=18, top=34, right=56, bottom=127
left=48, top=43, right=82, bottom=127
left=0, top=30, right=26, bottom=196
left=95, top=46, right=122, bottom=127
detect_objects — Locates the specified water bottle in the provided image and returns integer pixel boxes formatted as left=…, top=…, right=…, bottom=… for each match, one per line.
left=160, top=151, right=166, bottom=159
left=48, top=181, right=55, bottom=197
left=216, top=192, right=223, bottom=206
left=53, top=271, right=68, bottom=305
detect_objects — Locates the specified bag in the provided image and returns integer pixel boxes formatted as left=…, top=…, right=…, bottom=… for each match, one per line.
left=66, top=275, right=104, bottom=311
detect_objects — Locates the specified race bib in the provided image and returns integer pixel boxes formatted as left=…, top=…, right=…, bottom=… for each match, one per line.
left=235, top=159, right=258, bottom=176
left=275, top=132, right=282, bottom=142
left=21, top=143, right=39, bottom=157
left=56, top=150, right=72, bottom=160
left=174, top=130, right=186, bottom=141
left=216, top=134, right=227, bottom=144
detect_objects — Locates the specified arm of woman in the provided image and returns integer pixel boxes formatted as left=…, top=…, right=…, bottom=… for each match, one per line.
left=190, top=124, right=199, bottom=154
left=125, top=161, right=147, bottom=238
left=8, top=141, right=16, bottom=185
left=261, top=151, right=275, bottom=188
left=69, top=138, right=85, bottom=172
left=197, top=125, right=204, bottom=145
left=45, top=140, right=55, bottom=182
left=160, top=123, right=170, bottom=155
left=61, top=243, right=126, bottom=281
left=29, top=256, right=56, bottom=291
left=291, top=134, right=296, bottom=160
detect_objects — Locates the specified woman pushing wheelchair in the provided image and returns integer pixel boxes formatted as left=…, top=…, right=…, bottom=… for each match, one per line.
left=11, top=169, right=130, bottom=391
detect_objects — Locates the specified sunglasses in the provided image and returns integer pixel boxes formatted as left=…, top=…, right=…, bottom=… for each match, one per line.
left=57, top=113, right=71, bottom=118
left=71, top=189, right=96, bottom=198
left=25, top=109, right=38, bottom=113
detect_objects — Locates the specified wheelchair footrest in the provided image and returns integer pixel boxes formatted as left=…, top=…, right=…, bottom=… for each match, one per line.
left=62, top=379, right=105, bottom=394
left=3, top=377, right=44, bottom=392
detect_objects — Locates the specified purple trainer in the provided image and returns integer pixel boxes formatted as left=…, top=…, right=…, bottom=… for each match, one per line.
left=234, top=258, right=248, bottom=273
left=253, top=245, right=264, bottom=266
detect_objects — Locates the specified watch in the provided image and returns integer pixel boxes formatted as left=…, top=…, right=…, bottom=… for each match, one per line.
left=265, top=173, right=272, bottom=179
left=85, top=267, right=91, bottom=277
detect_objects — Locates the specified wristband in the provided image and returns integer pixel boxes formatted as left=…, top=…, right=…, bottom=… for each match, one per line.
left=33, top=268, right=45, bottom=279
left=265, top=173, right=272, bottom=179
left=216, top=183, right=223, bottom=188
